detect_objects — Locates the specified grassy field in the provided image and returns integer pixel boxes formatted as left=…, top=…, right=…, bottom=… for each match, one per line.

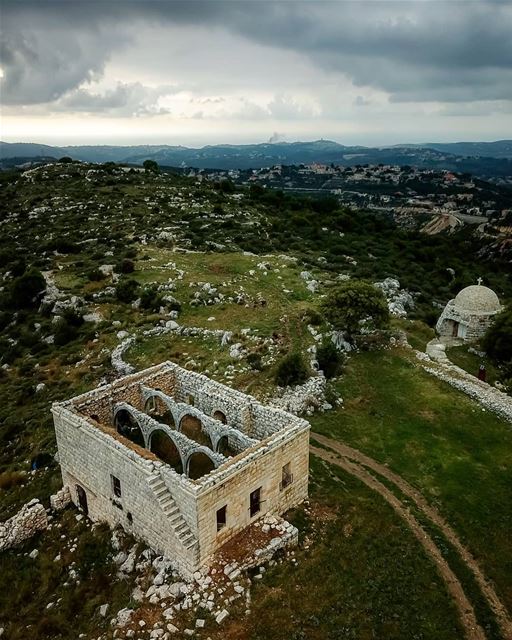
left=310, top=348, right=512, bottom=614
left=240, top=456, right=464, bottom=640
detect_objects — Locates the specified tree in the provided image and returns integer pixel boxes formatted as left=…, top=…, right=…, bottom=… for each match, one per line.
left=483, top=308, right=512, bottom=364
left=321, top=280, right=389, bottom=337
left=143, top=159, right=159, bottom=173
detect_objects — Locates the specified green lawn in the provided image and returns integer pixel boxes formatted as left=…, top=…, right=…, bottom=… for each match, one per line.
left=310, top=348, right=512, bottom=613
left=242, top=456, right=464, bottom=640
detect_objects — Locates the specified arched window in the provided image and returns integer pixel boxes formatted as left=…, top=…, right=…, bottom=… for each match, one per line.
left=212, top=410, right=227, bottom=424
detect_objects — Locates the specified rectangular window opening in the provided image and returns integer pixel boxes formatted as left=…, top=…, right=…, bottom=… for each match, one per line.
left=111, top=475, right=122, bottom=498
left=249, top=487, right=262, bottom=517
left=280, top=462, right=293, bottom=490
left=216, top=505, right=227, bottom=531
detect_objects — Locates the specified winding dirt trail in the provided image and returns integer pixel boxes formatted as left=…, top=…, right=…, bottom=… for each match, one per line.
left=311, top=432, right=512, bottom=640
left=310, top=440, right=494, bottom=640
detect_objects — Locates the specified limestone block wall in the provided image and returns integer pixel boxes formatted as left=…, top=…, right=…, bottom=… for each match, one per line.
left=52, top=404, right=199, bottom=575
left=194, top=428, right=310, bottom=564
left=173, top=367, right=254, bottom=434
left=74, top=364, right=177, bottom=424
left=0, top=499, right=47, bottom=551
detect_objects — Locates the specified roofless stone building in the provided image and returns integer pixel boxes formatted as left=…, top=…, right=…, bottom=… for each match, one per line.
left=436, top=280, right=502, bottom=342
left=52, top=362, right=310, bottom=576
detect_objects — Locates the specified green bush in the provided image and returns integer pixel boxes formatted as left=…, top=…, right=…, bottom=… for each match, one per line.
left=115, top=278, right=139, bottom=303
left=9, top=268, right=46, bottom=309
left=316, top=340, right=344, bottom=378
left=275, top=352, right=309, bottom=387
left=140, top=285, right=165, bottom=312
left=483, top=308, right=512, bottom=364
left=119, top=258, right=135, bottom=274
left=247, top=352, right=263, bottom=371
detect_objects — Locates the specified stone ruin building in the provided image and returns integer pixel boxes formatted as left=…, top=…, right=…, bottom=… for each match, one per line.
left=51, top=362, right=310, bottom=577
left=436, top=280, right=502, bottom=342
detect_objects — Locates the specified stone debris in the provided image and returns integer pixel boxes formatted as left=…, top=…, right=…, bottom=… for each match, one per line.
left=0, top=498, right=48, bottom=551
left=270, top=375, right=334, bottom=416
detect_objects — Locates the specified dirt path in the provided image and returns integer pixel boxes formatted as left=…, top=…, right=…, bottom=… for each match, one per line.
left=311, top=432, right=512, bottom=640
left=312, top=433, right=512, bottom=638
left=310, top=444, right=487, bottom=640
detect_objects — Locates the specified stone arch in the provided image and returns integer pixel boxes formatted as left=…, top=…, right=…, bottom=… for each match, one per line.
left=186, top=451, right=216, bottom=480
left=148, top=429, right=183, bottom=473
left=114, top=408, right=145, bottom=447
left=179, top=413, right=212, bottom=448
left=144, top=394, right=176, bottom=427
left=216, top=434, right=234, bottom=456
left=212, top=409, right=227, bottom=424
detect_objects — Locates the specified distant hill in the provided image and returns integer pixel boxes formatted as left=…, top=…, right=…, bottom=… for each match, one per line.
left=401, top=140, right=512, bottom=159
left=1, top=139, right=512, bottom=176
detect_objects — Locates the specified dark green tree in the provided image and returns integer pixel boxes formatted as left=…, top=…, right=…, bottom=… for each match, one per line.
left=143, top=159, right=159, bottom=173
left=321, top=280, right=389, bottom=337
left=483, top=308, right=512, bottom=363
left=316, top=340, right=344, bottom=378
left=9, top=268, right=46, bottom=309
left=115, top=278, right=139, bottom=303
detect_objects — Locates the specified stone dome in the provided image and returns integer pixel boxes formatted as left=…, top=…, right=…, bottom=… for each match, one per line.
left=453, top=285, right=501, bottom=313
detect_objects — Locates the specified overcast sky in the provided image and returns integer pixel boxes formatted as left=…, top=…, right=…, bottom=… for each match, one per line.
left=1, top=0, right=511, bottom=146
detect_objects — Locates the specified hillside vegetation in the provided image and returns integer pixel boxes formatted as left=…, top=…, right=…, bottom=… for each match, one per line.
left=0, top=161, right=511, bottom=640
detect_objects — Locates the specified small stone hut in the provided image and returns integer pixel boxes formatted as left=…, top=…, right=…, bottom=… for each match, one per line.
left=436, top=281, right=502, bottom=342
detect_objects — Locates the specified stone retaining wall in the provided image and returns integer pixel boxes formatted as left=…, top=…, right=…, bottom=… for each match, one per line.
left=0, top=499, right=48, bottom=551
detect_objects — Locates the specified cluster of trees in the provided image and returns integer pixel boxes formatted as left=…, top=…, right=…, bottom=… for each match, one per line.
left=273, top=280, right=389, bottom=386
left=483, top=308, right=512, bottom=388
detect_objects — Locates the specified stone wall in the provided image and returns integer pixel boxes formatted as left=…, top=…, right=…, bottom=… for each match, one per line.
left=53, top=404, right=200, bottom=576
left=195, top=428, right=309, bottom=564
left=0, top=499, right=47, bottom=551
left=436, top=302, right=498, bottom=342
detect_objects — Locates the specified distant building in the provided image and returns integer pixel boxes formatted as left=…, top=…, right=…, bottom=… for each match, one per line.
left=436, top=281, right=502, bottom=341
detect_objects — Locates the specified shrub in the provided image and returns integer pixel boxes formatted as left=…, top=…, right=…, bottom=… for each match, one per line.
left=87, top=268, right=105, bottom=282
left=140, top=285, right=165, bottom=312
left=119, top=258, right=135, bottom=274
left=54, top=318, right=79, bottom=346
left=275, top=352, right=309, bottom=387
left=115, top=278, right=139, bottom=303
left=9, top=268, right=46, bottom=309
left=483, top=308, right=512, bottom=364
left=247, top=352, right=263, bottom=371
left=316, top=340, right=344, bottom=378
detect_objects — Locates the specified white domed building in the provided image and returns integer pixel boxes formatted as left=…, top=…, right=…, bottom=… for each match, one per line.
left=436, top=280, right=502, bottom=342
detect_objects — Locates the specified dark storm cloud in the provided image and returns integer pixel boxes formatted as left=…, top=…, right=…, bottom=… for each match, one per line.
left=1, top=0, right=511, bottom=106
